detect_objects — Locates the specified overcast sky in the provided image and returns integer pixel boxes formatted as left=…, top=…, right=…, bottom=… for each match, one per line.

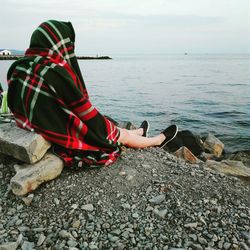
left=0, top=0, right=249, bottom=55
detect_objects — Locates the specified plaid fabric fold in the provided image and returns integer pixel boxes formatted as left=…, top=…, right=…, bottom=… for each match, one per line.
left=7, top=20, right=121, bottom=167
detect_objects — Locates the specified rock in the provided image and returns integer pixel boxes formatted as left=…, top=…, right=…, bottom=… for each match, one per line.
left=198, top=236, right=208, bottom=245
left=223, top=242, right=231, bottom=249
left=37, top=234, right=46, bottom=246
left=225, top=150, right=250, bottom=167
left=203, top=133, right=224, bottom=157
left=71, top=204, right=78, bottom=210
left=21, top=241, right=35, bottom=250
left=72, top=220, right=81, bottom=229
left=184, top=222, right=198, bottom=228
left=189, top=234, right=197, bottom=241
left=149, top=194, right=165, bottom=204
left=191, top=244, right=203, bottom=250
left=200, top=152, right=217, bottom=161
left=0, top=123, right=51, bottom=163
left=89, top=243, right=98, bottom=250
left=54, top=198, right=60, bottom=205
left=121, top=203, right=131, bottom=210
left=174, top=146, right=201, bottom=164
left=67, top=240, right=78, bottom=247
left=10, top=153, right=63, bottom=196
left=17, top=233, right=23, bottom=246
left=58, top=230, right=73, bottom=239
left=117, top=121, right=137, bottom=130
left=81, top=204, right=94, bottom=212
left=153, top=208, right=168, bottom=218
left=102, top=222, right=110, bottom=229
left=205, top=160, right=250, bottom=179
left=0, top=242, right=18, bottom=250
left=132, top=212, right=139, bottom=218
left=21, top=194, right=34, bottom=206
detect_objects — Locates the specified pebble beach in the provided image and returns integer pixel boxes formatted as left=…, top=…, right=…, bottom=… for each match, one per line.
left=0, top=148, right=249, bottom=249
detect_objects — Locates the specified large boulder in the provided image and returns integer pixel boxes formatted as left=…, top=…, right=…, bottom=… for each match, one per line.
left=10, top=153, right=63, bottom=196
left=0, top=123, right=51, bottom=163
left=203, top=133, right=224, bottom=157
left=205, top=160, right=250, bottom=179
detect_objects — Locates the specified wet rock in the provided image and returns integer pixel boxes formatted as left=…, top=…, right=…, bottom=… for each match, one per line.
left=203, top=133, right=224, bottom=157
left=10, top=153, right=63, bottom=196
left=0, top=123, right=51, bottom=163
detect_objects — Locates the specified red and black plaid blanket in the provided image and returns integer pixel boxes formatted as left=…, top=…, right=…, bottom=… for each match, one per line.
left=7, top=20, right=121, bottom=167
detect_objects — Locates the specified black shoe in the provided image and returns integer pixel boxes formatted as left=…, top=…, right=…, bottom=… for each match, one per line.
left=140, top=120, right=150, bottom=137
left=159, top=124, right=178, bottom=148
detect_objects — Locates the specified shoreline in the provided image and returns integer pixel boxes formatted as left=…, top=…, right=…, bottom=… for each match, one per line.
left=0, top=55, right=112, bottom=60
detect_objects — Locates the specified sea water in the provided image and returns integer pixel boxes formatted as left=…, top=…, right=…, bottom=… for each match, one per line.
left=1, top=54, right=249, bottom=152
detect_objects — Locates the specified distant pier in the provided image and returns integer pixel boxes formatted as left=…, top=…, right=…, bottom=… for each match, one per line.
left=0, top=55, right=112, bottom=60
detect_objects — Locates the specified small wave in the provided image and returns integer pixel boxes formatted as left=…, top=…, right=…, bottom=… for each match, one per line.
left=205, top=111, right=246, bottom=118
left=235, top=120, right=250, bottom=127
left=226, top=83, right=248, bottom=87
left=186, top=99, right=218, bottom=106
left=138, top=111, right=167, bottom=117
left=180, top=75, right=199, bottom=78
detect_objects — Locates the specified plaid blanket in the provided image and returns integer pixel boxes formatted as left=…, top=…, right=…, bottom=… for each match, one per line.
left=7, top=20, right=121, bottom=167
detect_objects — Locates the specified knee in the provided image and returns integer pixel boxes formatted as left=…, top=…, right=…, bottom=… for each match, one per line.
left=118, top=128, right=130, bottom=145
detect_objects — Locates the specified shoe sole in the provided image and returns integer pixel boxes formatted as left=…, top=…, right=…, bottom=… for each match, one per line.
left=140, top=121, right=150, bottom=137
left=160, top=125, right=178, bottom=149
left=145, top=122, right=150, bottom=137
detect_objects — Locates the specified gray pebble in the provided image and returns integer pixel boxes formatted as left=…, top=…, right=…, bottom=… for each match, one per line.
left=149, top=194, right=165, bottom=204
left=102, top=222, right=110, bottom=229
left=21, top=241, right=35, bottom=250
left=54, top=198, right=60, bottom=205
left=81, top=204, right=94, bottom=211
left=132, top=212, right=139, bottom=218
left=37, top=234, right=46, bottom=247
left=153, top=208, right=168, bottom=218
left=67, top=240, right=78, bottom=247
left=191, top=243, right=203, bottom=250
left=0, top=242, right=18, bottom=250
left=89, top=244, right=98, bottom=250
left=58, top=230, right=73, bottom=239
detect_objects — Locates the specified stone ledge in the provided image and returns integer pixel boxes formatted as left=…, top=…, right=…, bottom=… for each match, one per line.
left=0, top=123, right=51, bottom=163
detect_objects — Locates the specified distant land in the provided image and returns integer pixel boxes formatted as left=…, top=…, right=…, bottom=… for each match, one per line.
left=0, top=49, right=25, bottom=55
left=0, top=49, right=111, bottom=60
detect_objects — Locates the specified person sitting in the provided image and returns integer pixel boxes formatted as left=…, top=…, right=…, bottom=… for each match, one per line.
left=7, top=20, right=177, bottom=168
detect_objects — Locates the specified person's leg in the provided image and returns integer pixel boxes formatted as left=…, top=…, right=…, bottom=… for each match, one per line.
left=123, top=120, right=149, bottom=137
left=126, top=128, right=143, bottom=136
left=118, top=128, right=165, bottom=148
